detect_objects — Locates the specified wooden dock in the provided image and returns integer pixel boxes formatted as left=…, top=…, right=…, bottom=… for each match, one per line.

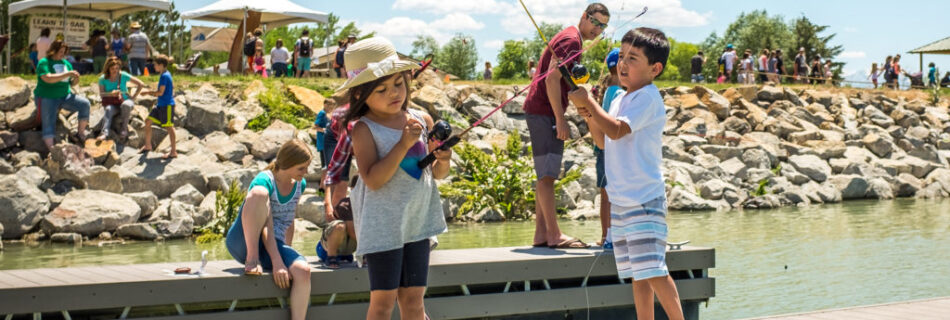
left=0, top=245, right=715, bottom=319
left=743, top=297, right=950, bottom=320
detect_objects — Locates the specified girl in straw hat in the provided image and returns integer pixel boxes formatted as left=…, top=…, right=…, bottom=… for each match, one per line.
left=340, top=37, right=451, bottom=320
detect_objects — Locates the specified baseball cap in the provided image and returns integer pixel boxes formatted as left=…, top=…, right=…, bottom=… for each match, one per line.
left=605, top=48, right=620, bottom=68
left=726, top=44, right=734, bottom=49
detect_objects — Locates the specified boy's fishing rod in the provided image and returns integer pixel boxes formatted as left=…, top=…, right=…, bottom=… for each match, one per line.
left=417, top=3, right=647, bottom=169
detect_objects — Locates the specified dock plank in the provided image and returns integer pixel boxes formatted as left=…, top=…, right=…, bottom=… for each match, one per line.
left=743, top=297, right=950, bottom=320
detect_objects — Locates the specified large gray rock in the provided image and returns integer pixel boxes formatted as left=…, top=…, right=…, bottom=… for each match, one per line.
left=894, top=173, right=922, bottom=197
left=250, top=120, right=297, bottom=160
left=203, top=132, right=247, bottom=163
left=788, top=154, right=832, bottom=182
left=0, top=130, right=17, bottom=151
left=183, top=86, right=227, bottom=136
left=741, top=148, right=772, bottom=170
left=866, top=178, right=894, bottom=199
left=41, top=190, right=141, bottom=236
left=6, top=101, right=38, bottom=131
left=743, top=194, right=782, bottom=209
left=17, top=166, right=50, bottom=189
left=756, top=85, right=785, bottom=102
left=195, top=191, right=217, bottom=228
left=826, top=175, right=869, bottom=200
left=116, top=223, right=162, bottom=240
left=0, top=175, right=51, bottom=238
left=171, top=184, right=204, bottom=207
left=0, top=158, right=13, bottom=174
left=114, top=155, right=207, bottom=198
left=862, top=133, right=894, bottom=158
left=50, top=232, right=82, bottom=244
left=471, top=105, right=514, bottom=132
left=471, top=207, right=504, bottom=222
left=0, top=77, right=31, bottom=111
left=699, top=179, right=734, bottom=200
left=668, top=187, right=719, bottom=211
left=125, top=191, right=159, bottom=218
left=296, top=194, right=326, bottom=226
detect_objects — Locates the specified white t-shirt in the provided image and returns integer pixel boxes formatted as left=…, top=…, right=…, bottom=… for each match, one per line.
left=270, top=47, right=290, bottom=64
left=604, top=83, right=666, bottom=207
left=721, top=51, right=737, bottom=71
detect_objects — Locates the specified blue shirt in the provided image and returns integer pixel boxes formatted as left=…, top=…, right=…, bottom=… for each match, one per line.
left=157, top=71, right=174, bottom=106
left=929, top=67, right=936, bottom=82
left=595, top=85, right=623, bottom=152
left=314, top=110, right=329, bottom=151
left=99, top=71, right=132, bottom=99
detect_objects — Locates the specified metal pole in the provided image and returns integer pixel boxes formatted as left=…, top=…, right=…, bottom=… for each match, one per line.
left=242, top=8, right=246, bottom=73
left=6, top=1, right=11, bottom=74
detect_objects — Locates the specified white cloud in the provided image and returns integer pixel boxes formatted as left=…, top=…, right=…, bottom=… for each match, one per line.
left=839, top=51, right=867, bottom=59
left=359, top=17, right=450, bottom=46
left=844, top=26, right=858, bottom=33
left=430, top=13, right=485, bottom=31
left=484, top=39, right=505, bottom=49
left=392, top=0, right=513, bottom=14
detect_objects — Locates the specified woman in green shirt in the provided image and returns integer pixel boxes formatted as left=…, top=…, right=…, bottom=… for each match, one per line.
left=97, top=56, right=143, bottom=141
left=35, top=40, right=91, bottom=150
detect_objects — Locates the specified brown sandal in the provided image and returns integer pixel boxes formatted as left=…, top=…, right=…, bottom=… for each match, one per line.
left=549, top=238, right=590, bottom=249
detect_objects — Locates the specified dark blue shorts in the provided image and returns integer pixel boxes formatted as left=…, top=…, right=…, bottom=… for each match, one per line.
left=225, top=213, right=306, bottom=269
left=595, top=149, right=607, bottom=188
left=148, top=104, right=174, bottom=128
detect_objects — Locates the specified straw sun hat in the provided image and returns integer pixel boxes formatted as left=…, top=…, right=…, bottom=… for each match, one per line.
left=337, top=37, right=419, bottom=92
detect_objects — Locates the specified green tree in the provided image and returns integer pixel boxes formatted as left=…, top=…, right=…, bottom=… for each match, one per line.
left=438, top=33, right=478, bottom=80
left=525, top=22, right=564, bottom=63
left=580, top=38, right=612, bottom=83
left=658, top=37, right=700, bottom=81
left=494, top=40, right=529, bottom=79
left=410, top=35, right=439, bottom=61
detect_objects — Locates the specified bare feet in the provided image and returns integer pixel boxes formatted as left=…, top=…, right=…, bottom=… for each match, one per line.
left=139, top=145, right=152, bottom=153
left=162, top=150, right=178, bottom=159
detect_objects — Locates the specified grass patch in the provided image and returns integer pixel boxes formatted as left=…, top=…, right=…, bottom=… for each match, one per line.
left=247, top=83, right=314, bottom=131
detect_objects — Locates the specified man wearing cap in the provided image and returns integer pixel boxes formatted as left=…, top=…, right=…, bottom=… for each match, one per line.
left=125, top=22, right=152, bottom=76
left=720, top=44, right=737, bottom=83
left=524, top=3, right=609, bottom=249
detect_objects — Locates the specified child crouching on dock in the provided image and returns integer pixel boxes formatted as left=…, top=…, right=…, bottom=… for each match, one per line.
left=225, top=139, right=313, bottom=320
left=568, top=28, right=684, bottom=320
left=340, top=37, right=451, bottom=320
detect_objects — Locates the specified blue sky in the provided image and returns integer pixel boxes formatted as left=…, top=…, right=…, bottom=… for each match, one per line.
left=178, top=0, right=950, bottom=80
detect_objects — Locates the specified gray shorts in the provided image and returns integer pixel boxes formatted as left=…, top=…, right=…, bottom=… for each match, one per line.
left=526, top=114, right=564, bottom=179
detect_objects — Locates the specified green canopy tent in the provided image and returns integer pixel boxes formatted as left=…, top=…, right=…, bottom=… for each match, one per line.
left=909, top=35, right=950, bottom=72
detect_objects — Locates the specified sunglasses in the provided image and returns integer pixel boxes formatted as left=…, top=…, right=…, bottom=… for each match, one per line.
left=587, top=14, right=608, bottom=29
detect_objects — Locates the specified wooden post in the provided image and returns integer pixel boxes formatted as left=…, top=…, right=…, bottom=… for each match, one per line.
left=920, top=53, right=923, bottom=74
left=227, top=10, right=261, bottom=74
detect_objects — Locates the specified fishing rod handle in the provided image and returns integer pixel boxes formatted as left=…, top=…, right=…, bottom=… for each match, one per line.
left=417, top=135, right=462, bottom=169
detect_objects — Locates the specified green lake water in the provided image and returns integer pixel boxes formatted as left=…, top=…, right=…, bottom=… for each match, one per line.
left=2, top=198, right=949, bottom=319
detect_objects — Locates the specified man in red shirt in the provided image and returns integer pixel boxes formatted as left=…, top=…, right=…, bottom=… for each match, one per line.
left=525, top=3, right=609, bottom=249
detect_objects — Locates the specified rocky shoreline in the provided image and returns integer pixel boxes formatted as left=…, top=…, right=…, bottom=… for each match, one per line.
left=1, top=72, right=949, bottom=244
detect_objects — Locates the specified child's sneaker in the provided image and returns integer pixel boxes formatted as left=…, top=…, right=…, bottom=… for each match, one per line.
left=602, top=240, right=613, bottom=251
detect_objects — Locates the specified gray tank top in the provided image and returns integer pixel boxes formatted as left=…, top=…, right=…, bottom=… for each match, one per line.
left=350, top=109, right=447, bottom=256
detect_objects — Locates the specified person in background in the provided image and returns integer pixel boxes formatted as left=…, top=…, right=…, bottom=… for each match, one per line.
left=528, top=58, right=537, bottom=79
left=85, top=30, right=108, bottom=74
left=334, top=40, right=347, bottom=78
left=253, top=48, right=267, bottom=76
left=758, top=49, right=770, bottom=83
left=809, top=55, right=823, bottom=85
left=36, top=28, right=52, bottom=60
left=689, top=50, right=705, bottom=83
left=28, top=43, right=38, bottom=73
left=868, top=63, right=881, bottom=89
left=824, top=59, right=834, bottom=85
left=593, top=47, right=622, bottom=250
left=941, top=71, right=950, bottom=88
left=892, top=54, right=902, bottom=89
left=270, top=39, right=291, bottom=78
left=139, top=55, right=177, bottom=159
left=928, top=62, right=937, bottom=87
left=97, top=56, right=144, bottom=141
left=126, top=22, right=152, bottom=76
left=295, top=29, right=314, bottom=78
left=484, top=61, right=493, bottom=81
left=34, top=39, right=91, bottom=150
left=108, top=29, right=126, bottom=70
left=883, top=56, right=895, bottom=89
left=794, top=47, right=808, bottom=84
left=720, top=44, right=737, bottom=83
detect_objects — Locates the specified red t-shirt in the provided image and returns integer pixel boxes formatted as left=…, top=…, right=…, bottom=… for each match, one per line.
left=523, top=26, right=583, bottom=117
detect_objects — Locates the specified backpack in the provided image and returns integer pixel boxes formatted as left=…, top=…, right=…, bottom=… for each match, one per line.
left=299, top=39, right=312, bottom=57
left=243, top=36, right=257, bottom=56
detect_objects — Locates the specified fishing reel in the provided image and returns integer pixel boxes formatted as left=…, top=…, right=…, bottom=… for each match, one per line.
left=559, top=63, right=590, bottom=91
left=418, top=120, right=461, bottom=169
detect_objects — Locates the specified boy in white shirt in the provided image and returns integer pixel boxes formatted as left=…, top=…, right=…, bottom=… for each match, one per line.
left=568, top=27, right=683, bottom=320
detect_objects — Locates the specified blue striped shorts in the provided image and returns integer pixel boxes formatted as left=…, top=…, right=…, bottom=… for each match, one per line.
left=610, top=196, right=669, bottom=280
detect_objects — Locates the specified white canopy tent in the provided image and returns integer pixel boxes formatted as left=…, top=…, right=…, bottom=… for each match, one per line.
left=180, top=0, right=328, bottom=28
left=181, top=0, right=328, bottom=73
left=5, top=0, right=171, bottom=72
